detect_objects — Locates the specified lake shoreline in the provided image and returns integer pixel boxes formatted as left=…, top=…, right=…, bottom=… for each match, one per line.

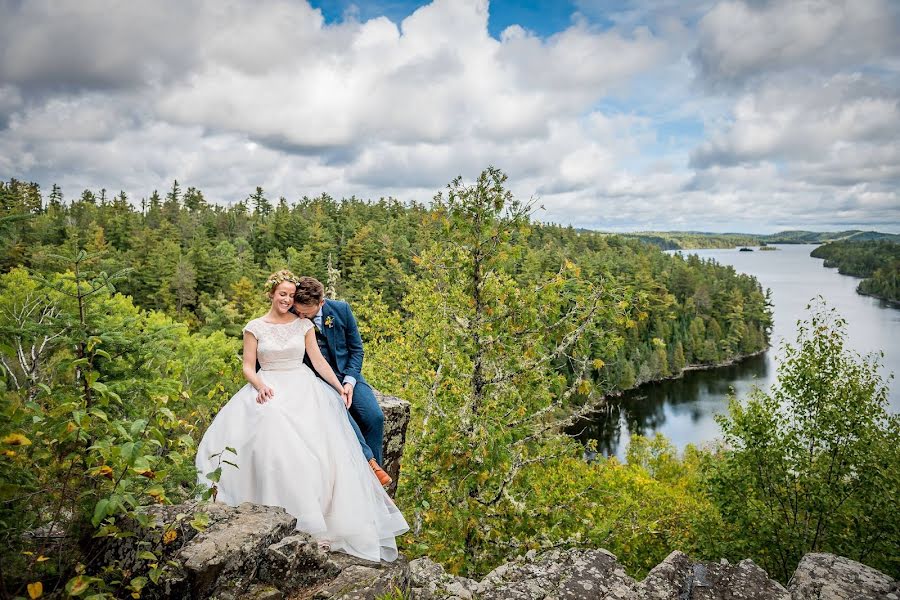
left=818, top=266, right=900, bottom=308
left=582, top=346, right=770, bottom=411
left=855, top=287, right=900, bottom=309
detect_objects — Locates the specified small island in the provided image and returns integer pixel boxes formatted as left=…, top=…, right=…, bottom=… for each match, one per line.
left=739, top=247, right=754, bottom=252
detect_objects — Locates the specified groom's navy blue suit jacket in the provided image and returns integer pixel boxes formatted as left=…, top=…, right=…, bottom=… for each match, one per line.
left=304, top=299, right=366, bottom=384
left=301, top=299, right=384, bottom=465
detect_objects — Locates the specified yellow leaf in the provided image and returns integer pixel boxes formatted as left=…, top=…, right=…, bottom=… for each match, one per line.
left=36, top=555, right=49, bottom=562
left=163, top=530, right=177, bottom=545
left=3, top=449, right=16, bottom=457
left=2, top=433, right=31, bottom=446
left=93, top=465, right=114, bottom=479
left=65, top=422, right=77, bottom=433
left=27, top=581, right=43, bottom=599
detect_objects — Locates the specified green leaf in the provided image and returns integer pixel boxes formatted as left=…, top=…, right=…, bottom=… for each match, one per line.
left=137, top=550, right=157, bottom=562
left=129, top=576, right=148, bottom=592
left=149, top=566, right=163, bottom=585
left=65, top=575, right=90, bottom=596
left=132, top=456, right=152, bottom=474
left=91, top=499, right=110, bottom=528
left=206, top=467, right=222, bottom=483
left=89, top=408, right=109, bottom=422
left=189, top=511, right=210, bottom=532
left=129, top=419, right=148, bottom=437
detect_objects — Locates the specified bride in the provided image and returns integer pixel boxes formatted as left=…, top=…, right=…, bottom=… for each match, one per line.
left=195, top=270, right=408, bottom=562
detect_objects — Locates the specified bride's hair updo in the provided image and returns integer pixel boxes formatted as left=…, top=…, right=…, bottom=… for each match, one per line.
left=265, top=269, right=299, bottom=294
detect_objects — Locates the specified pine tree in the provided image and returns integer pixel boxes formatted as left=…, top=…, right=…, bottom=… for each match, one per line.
left=249, top=186, right=272, bottom=217
left=363, top=168, right=611, bottom=575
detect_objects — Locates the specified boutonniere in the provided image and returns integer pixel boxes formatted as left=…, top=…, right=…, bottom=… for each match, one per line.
left=324, top=316, right=334, bottom=328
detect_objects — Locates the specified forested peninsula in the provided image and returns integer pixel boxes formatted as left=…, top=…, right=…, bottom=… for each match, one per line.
left=811, top=240, right=900, bottom=304
left=2, top=171, right=897, bottom=598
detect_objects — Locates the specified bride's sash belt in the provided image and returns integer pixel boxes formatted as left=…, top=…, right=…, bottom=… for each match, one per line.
left=260, top=362, right=304, bottom=371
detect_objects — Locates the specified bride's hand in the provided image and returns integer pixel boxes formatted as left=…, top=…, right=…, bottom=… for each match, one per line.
left=256, top=385, right=275, bottom=404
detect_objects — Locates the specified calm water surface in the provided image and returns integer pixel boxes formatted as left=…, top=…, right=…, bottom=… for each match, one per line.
left=572, top=244, right=900, bottom=459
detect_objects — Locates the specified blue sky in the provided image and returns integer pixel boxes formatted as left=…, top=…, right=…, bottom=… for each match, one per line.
left=310, top=0, right=582, bottom=38
left=0, top=0, right=898, bottom=232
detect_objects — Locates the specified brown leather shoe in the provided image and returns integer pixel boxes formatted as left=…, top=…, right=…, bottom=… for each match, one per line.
left=369, top=458, right=392, bottom=487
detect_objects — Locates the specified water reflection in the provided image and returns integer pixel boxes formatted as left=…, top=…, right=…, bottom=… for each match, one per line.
left=569, top=339, right=770, bottom=460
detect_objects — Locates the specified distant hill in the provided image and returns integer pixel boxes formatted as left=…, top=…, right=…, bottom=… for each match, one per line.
left=615, top=230, right=900, bottom=250
left=763, top=230, right=900, bottom=244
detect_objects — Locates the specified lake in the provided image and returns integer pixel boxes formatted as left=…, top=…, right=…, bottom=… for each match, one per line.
left=570, top=244, right=900, bottom=459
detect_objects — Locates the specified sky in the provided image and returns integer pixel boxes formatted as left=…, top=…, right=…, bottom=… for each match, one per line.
left=0, top=0, right=898, bottom=233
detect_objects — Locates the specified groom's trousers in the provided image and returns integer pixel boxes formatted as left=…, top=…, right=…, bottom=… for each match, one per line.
left=346, top=381, right=385, bottom=466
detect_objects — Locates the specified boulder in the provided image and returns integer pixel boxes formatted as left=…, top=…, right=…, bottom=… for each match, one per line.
left=408, top=557, right=479, bottom=599
left=310, top=555, right=410, bottom=599
left=375, top=391, right=410, bottom=498
left=636, top=550, right=790, bottom=599
left=788, top=553, right=900, bottom=600
left=410, top=548, right=639, bottom=600
left=176, top=502, right=297, bottom=598
left=258, top=533, right=340, bottom=590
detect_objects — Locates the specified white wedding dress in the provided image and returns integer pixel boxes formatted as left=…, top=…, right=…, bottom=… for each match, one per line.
left=195, top=316, right=409, bottom=562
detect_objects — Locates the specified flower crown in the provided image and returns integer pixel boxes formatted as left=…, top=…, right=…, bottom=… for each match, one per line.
left=265, top=269, right=300, bottom=293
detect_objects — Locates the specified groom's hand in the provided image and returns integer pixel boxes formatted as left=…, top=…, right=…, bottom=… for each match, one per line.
left=342, top=382, right=354, bottom=409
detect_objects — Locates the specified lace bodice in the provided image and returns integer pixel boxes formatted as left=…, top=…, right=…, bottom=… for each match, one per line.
left=243, top=317, right=314, bottom=371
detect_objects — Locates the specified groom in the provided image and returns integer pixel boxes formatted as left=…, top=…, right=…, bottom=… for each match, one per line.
left=292, top=276, right=392, bottom=487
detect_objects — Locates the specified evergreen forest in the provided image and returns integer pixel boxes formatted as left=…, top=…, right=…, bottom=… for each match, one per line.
left=811, top=240, right=900, bottom=303
left=1, top=171, right=897, bottom=598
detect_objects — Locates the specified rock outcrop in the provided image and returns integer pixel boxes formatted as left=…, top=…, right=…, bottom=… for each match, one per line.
left=788, top=553, right=899, bottom=600
left=99, top=498, right=899, bottom=600
left=408, top=548, right=897, bottom=600
left=374, top=391, right=410, bottom=498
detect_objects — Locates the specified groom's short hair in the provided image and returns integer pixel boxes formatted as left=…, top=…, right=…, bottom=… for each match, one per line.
left=294, top=276, right=325, bottom=305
